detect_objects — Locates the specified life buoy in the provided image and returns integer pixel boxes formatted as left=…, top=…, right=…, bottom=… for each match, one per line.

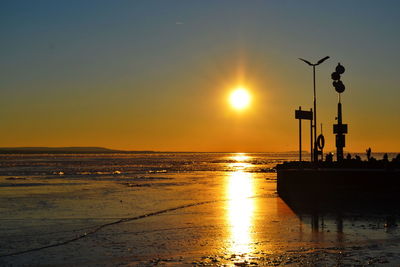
left=317, top=134, right=325, bottom=150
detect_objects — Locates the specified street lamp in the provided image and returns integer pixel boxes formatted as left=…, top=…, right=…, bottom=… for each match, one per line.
left=299, top=56, right=330, bottom=162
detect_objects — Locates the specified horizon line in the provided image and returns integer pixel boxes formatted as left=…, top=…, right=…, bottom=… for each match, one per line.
left=0, top=146, right=399, bottom=154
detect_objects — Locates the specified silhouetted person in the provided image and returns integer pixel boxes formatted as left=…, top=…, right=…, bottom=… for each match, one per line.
left=366, top=147, right=372, bottom=161
left=383, top=153, right=389, bottom=163
left=355, top=155, right=361, bottom=161
left=346, top=153, right=352, bottom=160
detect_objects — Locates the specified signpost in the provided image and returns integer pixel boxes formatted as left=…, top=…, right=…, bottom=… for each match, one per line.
left=295, top=107, right=313, bottom=161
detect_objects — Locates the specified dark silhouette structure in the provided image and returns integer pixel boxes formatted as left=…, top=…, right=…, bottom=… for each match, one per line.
left=332, top=63, right=348, bottom=161
left=299, top=56, right=330, bottom=162
left=278, top=59, right=400, bottom=206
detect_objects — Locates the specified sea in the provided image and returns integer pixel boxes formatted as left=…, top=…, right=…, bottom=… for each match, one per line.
left=1, top=152, right=399, bottom=266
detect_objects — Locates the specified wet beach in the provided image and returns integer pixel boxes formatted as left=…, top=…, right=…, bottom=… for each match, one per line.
left=1, top=153, right=400, bottom=266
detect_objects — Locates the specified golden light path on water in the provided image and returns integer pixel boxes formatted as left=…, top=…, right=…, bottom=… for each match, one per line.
left=226, top=153, right=255, bottom=258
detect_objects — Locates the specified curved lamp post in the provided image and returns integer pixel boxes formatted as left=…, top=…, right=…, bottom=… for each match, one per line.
left=299, top=56, right=330, bottom=162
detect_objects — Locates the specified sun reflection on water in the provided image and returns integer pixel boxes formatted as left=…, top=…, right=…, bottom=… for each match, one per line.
left=231, top=153, right=249, bottom=162
left=226, top=154, right=255, bottom=258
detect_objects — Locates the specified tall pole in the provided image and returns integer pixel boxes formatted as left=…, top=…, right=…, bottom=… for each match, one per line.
left=336, top=102, right=344, bottom=161
left=299, top=107, right=302, bottom=162
left=310, top=108, right=313, bottom=162
left=313, top=66, right=317, bottom=162
left=298, top=56, right=329, bottom=162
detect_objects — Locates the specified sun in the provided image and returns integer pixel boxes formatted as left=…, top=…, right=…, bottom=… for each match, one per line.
left=230, top=88, right=251, bottom=110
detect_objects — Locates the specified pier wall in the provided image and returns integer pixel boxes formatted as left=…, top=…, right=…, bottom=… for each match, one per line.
left=277, top=168, right=400, bottom=199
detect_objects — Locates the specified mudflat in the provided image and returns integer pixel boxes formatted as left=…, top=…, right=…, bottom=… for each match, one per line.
left=1, top=153, right=399, bottom=266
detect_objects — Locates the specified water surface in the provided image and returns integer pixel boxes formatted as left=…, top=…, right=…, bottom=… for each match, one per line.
left=1, top=153, right=399, bottom=266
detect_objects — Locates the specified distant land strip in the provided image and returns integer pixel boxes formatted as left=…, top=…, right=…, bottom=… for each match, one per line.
left=0, top=147, right=154, bottom=154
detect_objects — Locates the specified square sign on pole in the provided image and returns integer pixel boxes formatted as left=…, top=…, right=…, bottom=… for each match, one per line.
left=295, top=109, right=313, bottom=120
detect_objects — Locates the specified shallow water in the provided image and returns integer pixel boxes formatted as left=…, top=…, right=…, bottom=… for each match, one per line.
left=1, top=153, right=400, bottom=266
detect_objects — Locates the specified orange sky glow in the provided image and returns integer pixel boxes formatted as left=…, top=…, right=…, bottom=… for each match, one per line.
left=1, top=2, right=399, bottom=152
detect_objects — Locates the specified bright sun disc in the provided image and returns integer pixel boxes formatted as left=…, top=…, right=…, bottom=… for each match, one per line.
left=230, top=88, right=251, bottom=110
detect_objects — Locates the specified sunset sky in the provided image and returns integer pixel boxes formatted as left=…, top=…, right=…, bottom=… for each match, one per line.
left=1, top=1, right=399, bottom=152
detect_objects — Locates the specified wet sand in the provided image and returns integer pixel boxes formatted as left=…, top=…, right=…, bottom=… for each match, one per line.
left=1, top=159, right=400, bottom=266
